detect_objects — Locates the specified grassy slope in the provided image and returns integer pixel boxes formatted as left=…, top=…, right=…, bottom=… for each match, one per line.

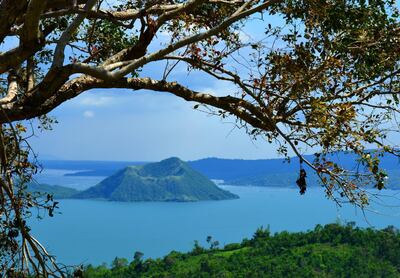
left=75, top=157, right=238, bottom=202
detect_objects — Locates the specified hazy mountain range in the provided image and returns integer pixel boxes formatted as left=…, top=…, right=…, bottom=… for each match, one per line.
left=40, top=151, right=400, bottom=189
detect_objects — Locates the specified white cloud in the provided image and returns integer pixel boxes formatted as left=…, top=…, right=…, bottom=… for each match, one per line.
left=157, top=29, right=173, bottom=39
left=198, top=80, right=239, bottom=97
left=234, top=30, right=251, bottom=43
left=83, top=110, right=95, bottom=118
left=79, top=96, right=114, bottom=107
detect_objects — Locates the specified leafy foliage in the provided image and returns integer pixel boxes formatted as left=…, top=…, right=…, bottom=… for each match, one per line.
left=81, top=19, right=138, bottom=64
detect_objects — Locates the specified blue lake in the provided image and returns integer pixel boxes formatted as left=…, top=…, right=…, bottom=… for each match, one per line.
left=30, top=169, right=400, bottom=267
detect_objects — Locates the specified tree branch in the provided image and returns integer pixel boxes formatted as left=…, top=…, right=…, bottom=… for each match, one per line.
left=52, top=0, right=98, bottom=68
left=0, top=71, right=18, bottom=106
left=111, top=0, right=279, bottom=78
left=21, top=0, right=48, bottom=46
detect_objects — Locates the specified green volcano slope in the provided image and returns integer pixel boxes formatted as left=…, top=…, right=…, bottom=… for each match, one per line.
left=74, top=157, right=238, bottom=202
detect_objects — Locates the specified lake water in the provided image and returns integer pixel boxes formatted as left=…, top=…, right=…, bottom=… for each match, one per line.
left=29, top=169, right=400, bottom=267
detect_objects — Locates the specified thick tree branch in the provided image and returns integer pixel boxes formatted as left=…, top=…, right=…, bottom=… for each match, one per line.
left=21, top=0, right=48, bottom=46
left=0, top=23, right=56, bottom=74
left=0, top=71, right=18, bottom=106
left=0, top=76, right=275, bottom=134
left=52, top=0, right=98, bottom=68
left=0, top=0, right=28, bottom=43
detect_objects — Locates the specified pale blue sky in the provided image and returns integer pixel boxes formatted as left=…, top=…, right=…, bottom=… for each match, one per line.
left=29, top=87, right=278, bottom=161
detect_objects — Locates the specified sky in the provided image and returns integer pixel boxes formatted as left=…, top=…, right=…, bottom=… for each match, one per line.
left=26, top=15, right=284, bottom=162
left=29, top=86, right=278, bottom=161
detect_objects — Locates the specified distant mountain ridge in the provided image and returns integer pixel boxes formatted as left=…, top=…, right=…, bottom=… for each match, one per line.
left=189, top=153, right=400, bottom=181
left=42, top=160, right=147, bottom=177
left=42, top=151, right=400, bottom=181
left=40, top=151, right=400, bottom=189
left=74, top=157, right=238, bottom=202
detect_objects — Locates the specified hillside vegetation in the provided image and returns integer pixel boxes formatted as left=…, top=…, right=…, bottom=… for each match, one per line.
left=27, top=183, right=79, bottom=199
left=82, top=223, right=400, bottom=277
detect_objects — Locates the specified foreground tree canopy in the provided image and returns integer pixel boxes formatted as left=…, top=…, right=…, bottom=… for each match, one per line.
left=0, top=0, right=399, bottom=276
